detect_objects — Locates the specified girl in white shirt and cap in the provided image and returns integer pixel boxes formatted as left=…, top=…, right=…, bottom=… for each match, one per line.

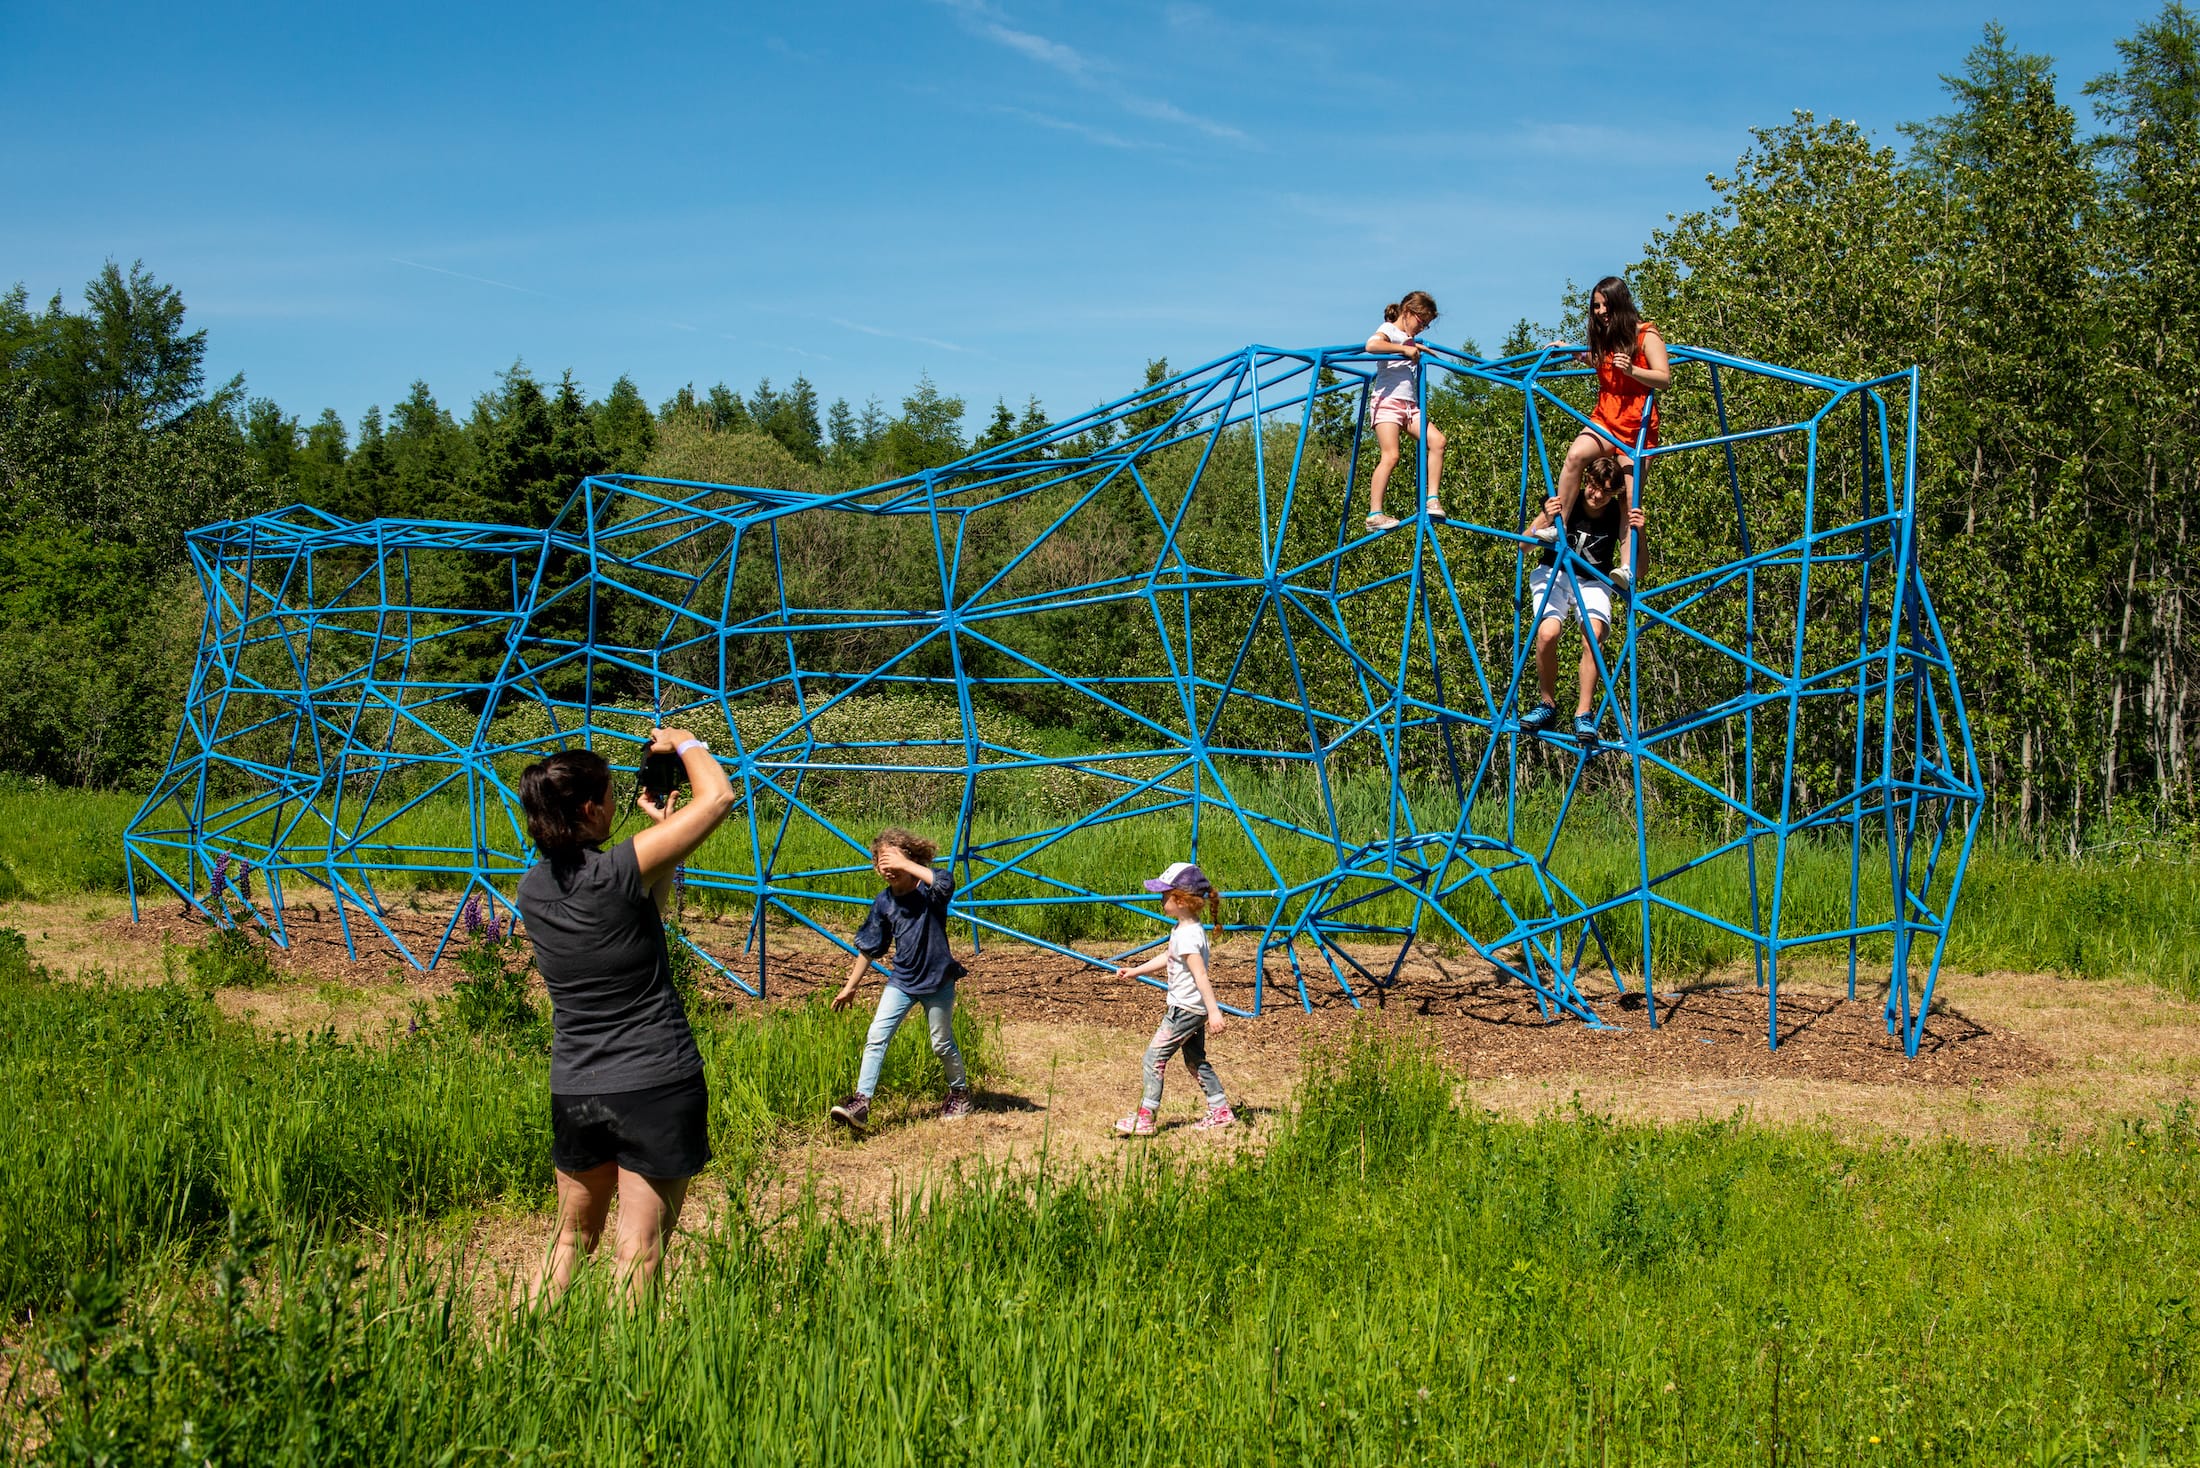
left=1113, top=861, right=1236, bottom=1136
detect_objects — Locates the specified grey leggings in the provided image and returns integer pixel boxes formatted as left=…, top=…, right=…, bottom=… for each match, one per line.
left=1143, top=1007, right=1227, bottom=1110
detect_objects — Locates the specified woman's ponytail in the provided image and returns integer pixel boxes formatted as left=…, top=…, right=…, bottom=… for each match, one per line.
left=520, top=749, right=613, bottom=870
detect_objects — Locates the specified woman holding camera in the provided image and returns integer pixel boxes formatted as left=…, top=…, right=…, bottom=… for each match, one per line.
left=515, top=728, right=735, bottom=1300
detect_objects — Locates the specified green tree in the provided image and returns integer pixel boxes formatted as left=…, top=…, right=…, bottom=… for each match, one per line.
left=386, top=382, right=472, bottom=518
left=707, top=383, right=751, bottom=433
left=2087, top=3, right=2200, bottom=817
left=973, top=396, right=1018, bottom=452
left=1908, top=27, right=2101, bottom=835
left=593, top=374, right=657, bottom=472
left=1124, top=357, right=1173, bottom=439
left=240, top=398, right=298, bottom=490
left=1014, top=395, right=1051, bottom=446
left=341, top=405, right=394, bottom=521
left=877, top=374, right=966, bottom=475
left=759, top=375, right=823, bottom=462
left=468, top=366, right=610, bottom=528
left=294, top=409, right=349, bottom=509
left=826, top=396, right=863, bottom=464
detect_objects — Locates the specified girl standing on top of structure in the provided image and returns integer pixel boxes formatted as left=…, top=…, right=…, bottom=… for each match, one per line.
left=1539, top=276, right=1669, bottom=563
left=1362, top=291, right=1448, bottom=532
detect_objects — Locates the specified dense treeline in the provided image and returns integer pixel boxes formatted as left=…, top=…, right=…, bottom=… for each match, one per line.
left=1624, top=15, right=2200, bottom=846
left=2, top=10, right=2196, bottom=849
left=0, top=261, right=1054, bottom=786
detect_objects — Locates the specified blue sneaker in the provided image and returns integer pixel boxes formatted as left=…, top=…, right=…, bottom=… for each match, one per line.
left=1519, top=702, right=1557, bottom=734
left=1573, top=715, right=1600, bottom=743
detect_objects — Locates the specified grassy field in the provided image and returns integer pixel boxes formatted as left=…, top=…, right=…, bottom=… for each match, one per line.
left=7, top=1012, right=2196, bottom=1464
left=6, top=779, right=2198, bottom=1461
left=29, top=778, right=2200, bottom=997
left=0, top=930, right=994, bottom=1314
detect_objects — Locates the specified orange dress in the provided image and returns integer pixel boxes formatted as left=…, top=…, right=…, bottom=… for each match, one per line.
left=1591, top=322, right=1660, bottom=451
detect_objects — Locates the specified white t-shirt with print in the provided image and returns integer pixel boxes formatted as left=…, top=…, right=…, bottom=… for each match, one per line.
left=1370, top=321, right=1421, bottom=403
left=1164, top=918, right=1210, bottom=1011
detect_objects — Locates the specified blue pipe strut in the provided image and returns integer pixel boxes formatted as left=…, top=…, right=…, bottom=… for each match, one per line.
left=124, top=341, right=1981, bottom=1053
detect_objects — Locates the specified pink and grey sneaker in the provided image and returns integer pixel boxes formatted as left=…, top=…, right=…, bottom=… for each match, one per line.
left=940, top=1085, right=974, bottom=1120
left=1114, top=1107, right=1156, bottom=1137
left=829, top=1094, right=871, bottom=1130
left=1193, top=1102, right=1236, bottom=1131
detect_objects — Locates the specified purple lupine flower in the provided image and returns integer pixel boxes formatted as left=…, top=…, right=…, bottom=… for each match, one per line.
left=208, top=853, right=230, bottom=902
left=485, top=908, right=503, bottom=942
left=462, top=892, right=483, bottom=936
left=236, top=863, right=252, bottom=901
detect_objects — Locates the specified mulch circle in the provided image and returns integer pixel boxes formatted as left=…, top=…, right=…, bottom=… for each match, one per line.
left=111, top=900, right=2051, bottom=1089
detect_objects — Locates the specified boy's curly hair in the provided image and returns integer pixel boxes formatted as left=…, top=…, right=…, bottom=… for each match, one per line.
left=870, top=827, right=938, bottom=866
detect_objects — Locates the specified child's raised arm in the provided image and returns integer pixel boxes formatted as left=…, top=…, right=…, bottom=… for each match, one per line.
left=875, top=847, right=936, bottom=886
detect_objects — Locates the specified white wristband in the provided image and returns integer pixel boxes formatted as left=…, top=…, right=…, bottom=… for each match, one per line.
left=675, top=738, right=708, bottom=756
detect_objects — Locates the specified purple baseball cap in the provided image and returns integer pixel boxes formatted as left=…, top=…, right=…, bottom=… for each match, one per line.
left=1141, top=861, right=1213, bottom=895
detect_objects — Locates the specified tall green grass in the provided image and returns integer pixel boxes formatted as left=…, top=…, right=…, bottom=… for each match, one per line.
left=16, top=1036, right=2200, bottom=1464
left=0, top=782, right=136, bottom=898
left=0, top=931, right=995, bottom=1310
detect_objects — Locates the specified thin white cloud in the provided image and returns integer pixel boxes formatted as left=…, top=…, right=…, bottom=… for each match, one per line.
left=991, top=104, right=1155, bottom=152
left=388, top=257, right=548, bottom=297
left=1117, top=94, right=1245, bottom=145
left=932, top=0, right=1252, bottom=148
left=978, top=19, right=1090, bottom=77
left=724, top=334, right=836, bottom=363
left=827, top=317, right=974, bottom=354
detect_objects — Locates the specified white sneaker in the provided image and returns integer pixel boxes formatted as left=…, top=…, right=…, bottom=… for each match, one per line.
left=1531, top=524, right=1558, bottom=544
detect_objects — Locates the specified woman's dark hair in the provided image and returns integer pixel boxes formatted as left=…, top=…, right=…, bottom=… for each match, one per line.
left=1585, top=275, right=1642, bottom=364
left=520, top=749, right=613, bottom=869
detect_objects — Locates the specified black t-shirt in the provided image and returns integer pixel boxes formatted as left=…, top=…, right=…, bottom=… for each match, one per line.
left=1540, top=494, right=1629, bottom=575
left=854, top=869, right=967, bottom=997
left=516, top=840, right=702, bottom=1094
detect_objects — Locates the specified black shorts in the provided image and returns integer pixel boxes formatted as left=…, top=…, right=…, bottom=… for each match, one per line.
left=550, top=1073, right=712, bottom=1179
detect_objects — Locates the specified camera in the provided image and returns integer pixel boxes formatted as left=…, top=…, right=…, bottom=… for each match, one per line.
left=639, top=749, right=685, bottom=804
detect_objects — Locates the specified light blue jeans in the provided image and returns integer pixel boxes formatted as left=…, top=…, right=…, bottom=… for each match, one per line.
left=856, top=982, right=966, bottom=1098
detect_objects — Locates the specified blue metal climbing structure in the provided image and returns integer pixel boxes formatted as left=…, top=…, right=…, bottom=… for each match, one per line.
left=124, top=339, right=1981, bottom=1053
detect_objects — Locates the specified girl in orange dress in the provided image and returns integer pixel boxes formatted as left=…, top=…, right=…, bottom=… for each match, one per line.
left=1538, top=276, right=1669, bottom=588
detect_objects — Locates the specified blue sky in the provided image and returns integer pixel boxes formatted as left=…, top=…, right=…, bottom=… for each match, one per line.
left=0, top=1, right=2143, bottom=433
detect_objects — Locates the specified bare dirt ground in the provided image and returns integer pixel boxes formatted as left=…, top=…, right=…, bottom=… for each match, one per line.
left=7, top=890, right=2198, bottom=1233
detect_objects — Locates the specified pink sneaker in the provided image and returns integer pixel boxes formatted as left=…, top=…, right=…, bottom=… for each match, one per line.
left=1114, top=1107, right=1155, bottom=1137
left=940, top=1086, right=974, bottom=1120
left=1194, top=1103, right=1236, bottom=1131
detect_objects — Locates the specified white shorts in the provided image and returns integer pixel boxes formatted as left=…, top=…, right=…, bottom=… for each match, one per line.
left=1529, top=564, right=1611, bottom=629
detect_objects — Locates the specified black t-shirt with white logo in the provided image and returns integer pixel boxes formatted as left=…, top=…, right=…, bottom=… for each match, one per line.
left=1540, top=494, right=1628, bottom=575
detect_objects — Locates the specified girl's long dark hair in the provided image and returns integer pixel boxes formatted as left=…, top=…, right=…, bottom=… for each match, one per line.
left=520, top=749, right=612, bottom=870
left=1586, top=275, right=1642, bottom=364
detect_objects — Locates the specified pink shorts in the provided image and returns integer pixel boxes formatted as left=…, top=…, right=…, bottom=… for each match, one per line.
left=1369, top=395, right=1423, bottom=432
